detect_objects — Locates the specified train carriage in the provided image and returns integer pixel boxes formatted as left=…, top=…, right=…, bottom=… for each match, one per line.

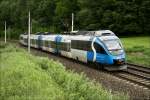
left=20, top=30, right=127, bottom=71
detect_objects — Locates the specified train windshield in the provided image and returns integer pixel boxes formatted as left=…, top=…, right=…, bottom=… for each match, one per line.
left=103, top=39, right=122, bottom=50
left=103, top=39, right=123, bottom=55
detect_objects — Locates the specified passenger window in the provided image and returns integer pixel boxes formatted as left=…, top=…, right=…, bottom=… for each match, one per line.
left=45, top=40, right=49, bottom=47
left=94, top=43, right=106, bottom=54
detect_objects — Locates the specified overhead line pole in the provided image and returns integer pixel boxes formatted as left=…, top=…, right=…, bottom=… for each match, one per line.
left=28, top=11, right=31, bottom=53
left=71, top=13, right=74, bottom=32
left=4, top=21, right=7, bottom=43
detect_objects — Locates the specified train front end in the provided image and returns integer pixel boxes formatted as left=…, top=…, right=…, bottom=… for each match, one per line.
left=92, top=30, right=127, bottom=71
left=103, top=37, right=127, bottom=70
left=102, top=37, right=127, bottom=70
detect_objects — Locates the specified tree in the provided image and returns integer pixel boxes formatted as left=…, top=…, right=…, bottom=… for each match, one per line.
left=55, top=0, right=79, bottom=32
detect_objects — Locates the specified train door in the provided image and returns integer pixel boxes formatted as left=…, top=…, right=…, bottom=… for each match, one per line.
left=94, top=42, right=107, bottom=64
left=38, top=35, right=43, bottom=49
left=55, top=36, right=62, bottom=54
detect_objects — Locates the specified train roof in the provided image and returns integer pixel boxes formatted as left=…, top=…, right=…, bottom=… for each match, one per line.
left=74, top=30, right=115, bottom=36
left=21, top=30, right=115, bottom=37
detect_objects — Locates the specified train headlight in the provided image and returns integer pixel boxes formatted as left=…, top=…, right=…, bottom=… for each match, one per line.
left=110, top=50, right=124, bottom=55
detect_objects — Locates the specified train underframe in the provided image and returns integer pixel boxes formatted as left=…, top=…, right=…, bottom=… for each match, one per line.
left=104, top=64, right=127, bottom=71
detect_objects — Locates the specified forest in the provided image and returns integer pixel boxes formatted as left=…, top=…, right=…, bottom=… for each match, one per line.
left=0, top=0, right=150, bottom=38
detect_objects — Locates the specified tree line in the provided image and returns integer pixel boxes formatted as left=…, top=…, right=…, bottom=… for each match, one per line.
left=0, top=0, right=149, bottom=38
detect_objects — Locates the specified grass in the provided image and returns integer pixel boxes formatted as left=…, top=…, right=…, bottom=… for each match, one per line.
left=121, top=36, right=150, bottom=67
left=0, top=43, right=128, bottom=100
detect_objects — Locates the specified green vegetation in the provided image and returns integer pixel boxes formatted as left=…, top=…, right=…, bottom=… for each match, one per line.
left=121, top=37, right=150, bottom=67
left=0, top=43, right=128, bottom=100
left=0, top=0, right=150, bottom=39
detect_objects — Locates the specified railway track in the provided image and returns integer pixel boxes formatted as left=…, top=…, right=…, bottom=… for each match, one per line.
left=127, top=63, right=150, bottom=74
left=113, top=63, right=150, bottom=89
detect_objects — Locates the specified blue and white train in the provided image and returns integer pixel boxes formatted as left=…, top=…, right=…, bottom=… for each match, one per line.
left=20, top=30, right=127, bottom=71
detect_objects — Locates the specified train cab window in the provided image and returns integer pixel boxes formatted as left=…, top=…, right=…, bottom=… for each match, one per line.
left=103, top=39, right=122, bottom=51
left=94, top=43, right=106, bottom=54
